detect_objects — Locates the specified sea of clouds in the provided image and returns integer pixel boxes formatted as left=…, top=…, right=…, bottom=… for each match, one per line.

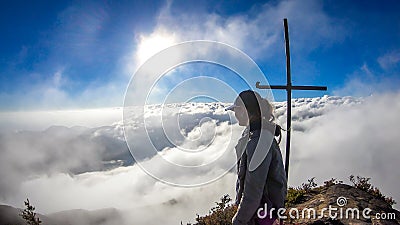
left=0, top=93, right=399, bottom=224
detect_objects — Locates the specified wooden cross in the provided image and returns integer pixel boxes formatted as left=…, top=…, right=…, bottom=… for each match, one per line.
left=256, top=18, right=327, bottom=180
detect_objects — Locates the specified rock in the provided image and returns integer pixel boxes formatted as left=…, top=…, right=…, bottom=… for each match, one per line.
left=285, top=184, right=399, bottom=225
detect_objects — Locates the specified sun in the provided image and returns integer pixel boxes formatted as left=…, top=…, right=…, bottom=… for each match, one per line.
left=136, top=31, right=177, bottom=66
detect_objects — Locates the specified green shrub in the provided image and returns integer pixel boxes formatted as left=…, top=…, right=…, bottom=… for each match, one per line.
left=349, top=175, right=396, bottom=206
left=185, top=194, right=237, bottom=225
left=286, top=187, right=306, bottom=207
left=301, top=177, right=318, bottom=192
left=323, top=178, right=343, bottom=187
left=286, top=177, right=318, bottom=207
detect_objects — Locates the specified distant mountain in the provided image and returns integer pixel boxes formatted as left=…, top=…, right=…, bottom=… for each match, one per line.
left=47, top=208, right=123, bottom=225
left=0, top=204, right=57, bottom=225
left=0, top=205, right=25, bottom=224
left=0, top=206, right=122, bottom=225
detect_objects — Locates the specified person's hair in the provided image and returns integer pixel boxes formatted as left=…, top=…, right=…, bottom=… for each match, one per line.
left=235, top=90, right=275, bottom=122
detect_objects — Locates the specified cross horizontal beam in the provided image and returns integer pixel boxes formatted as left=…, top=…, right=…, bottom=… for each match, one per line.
left=256, top=82, right=327, bottom=91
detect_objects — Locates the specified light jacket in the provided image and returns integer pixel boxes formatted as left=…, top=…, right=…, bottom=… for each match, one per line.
left=232, top=122, right=287, bottom=225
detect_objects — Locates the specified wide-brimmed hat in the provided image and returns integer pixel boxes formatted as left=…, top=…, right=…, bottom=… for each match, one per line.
left=225, top=90, right=260, bottom=111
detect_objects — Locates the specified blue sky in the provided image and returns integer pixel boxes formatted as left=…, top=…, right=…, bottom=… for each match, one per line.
left=1, top=0, right=400, bottom=110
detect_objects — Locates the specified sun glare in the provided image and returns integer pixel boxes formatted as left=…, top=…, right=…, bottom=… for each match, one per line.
left=136, top=32, right=177, bottom=65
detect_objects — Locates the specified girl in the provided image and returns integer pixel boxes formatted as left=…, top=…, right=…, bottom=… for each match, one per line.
left=227, top=90, right=287, bottom=225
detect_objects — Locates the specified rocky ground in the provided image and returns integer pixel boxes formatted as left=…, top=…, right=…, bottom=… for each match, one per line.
left=287, top=184, right=399, bottom=225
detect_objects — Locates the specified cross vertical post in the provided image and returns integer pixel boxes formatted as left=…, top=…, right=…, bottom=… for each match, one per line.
left=256, top=18, right=327, bottom=181
left=283, top=18, right=292, bottom=180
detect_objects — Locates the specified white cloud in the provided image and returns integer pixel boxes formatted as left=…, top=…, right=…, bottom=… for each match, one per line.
left=0, top=69, right=126, bottom=111
left=0, top=108, right=122, bottom=132
left=378, top=50, right=400, bottom=71
left=333, top=63, right=400, bottom=97
left=2, top=0, right=347, bottom=111
left=120, top=0, right=347, bottom=108
left=53, top=2, right=109, bottom=63
left=144, top=0, right=346, bottom=60
left=287, top=93, right=400, bottom=210
left=1, top=93, right=399, bottom=223
left=1, top=102, right=242, bottom=224
left=0, top=69, right=77, bottom=110
left=0, top=2, right=127, bottom=111
left=13, top=168, right=237, bottom=224
left=0, top=124, right=132, bottom=200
